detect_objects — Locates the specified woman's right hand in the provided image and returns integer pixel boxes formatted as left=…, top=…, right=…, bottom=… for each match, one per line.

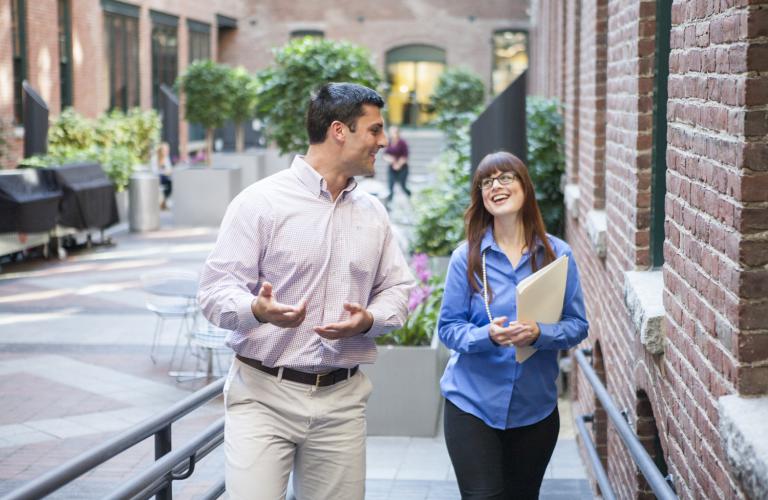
left=489, top=316, right=513, bottom=346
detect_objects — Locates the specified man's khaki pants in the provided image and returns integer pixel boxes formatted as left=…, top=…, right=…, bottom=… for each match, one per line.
left=223, top=357, right=373, bottom=500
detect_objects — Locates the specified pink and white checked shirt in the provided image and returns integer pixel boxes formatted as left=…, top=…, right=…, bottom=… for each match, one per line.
left=198, top=156, right=415, bottom=373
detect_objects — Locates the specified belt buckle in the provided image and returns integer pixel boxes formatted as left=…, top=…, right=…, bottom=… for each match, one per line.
left=315, top=373, right=322, bottom=387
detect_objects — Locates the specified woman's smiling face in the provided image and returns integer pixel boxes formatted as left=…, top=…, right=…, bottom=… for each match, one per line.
left=481, top=170, right=525, bottom=218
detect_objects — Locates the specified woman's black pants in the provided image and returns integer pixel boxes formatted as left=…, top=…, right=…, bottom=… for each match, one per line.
left=386, top=163, right=411, bottom=202
left=444, top=399, right=560, bottom=500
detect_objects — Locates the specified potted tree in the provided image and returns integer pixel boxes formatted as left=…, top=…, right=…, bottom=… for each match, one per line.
left=174, top=61, right=242, bottom=226
left=254, top=37, right=381, bottom=176
left=211, top=66, right=262, bottom=192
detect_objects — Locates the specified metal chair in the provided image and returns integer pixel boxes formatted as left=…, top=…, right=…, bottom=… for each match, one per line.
left=140, top=270, right=199, bottom=365
left=171, top=309, right=231, bottom=382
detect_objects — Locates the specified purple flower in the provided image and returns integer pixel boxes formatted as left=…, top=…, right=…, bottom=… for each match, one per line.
left=411, top=253, right=432, bottom=284
left=408, top=285, right=432, bottom=311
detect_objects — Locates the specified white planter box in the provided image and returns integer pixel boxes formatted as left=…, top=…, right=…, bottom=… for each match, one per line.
left=172, top=165, right=242, bottom=227
left=362, top=335, right=449, bottom=437
left=212, top=151, right=266, bottom=193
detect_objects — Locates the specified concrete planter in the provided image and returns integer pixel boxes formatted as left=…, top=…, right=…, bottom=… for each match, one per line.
left=363, top=334, right=449, bottom=437
left=212, top=151, right=265, bottom=193
left=172, top=165, right=242, bottom=227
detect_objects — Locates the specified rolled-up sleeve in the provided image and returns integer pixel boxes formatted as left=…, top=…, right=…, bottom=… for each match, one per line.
left=532, top=248, right=589, bottom=350
left=438, top=246, right=497, bottom=354
left=364, top=224, right=416, bottom=338
left=197, top=194, right=273, bottom=332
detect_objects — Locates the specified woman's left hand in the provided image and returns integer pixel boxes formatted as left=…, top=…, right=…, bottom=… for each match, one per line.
left=505, top=320, right=541, bottom=347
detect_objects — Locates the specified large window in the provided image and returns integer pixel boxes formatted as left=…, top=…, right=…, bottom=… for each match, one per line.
left=11, top=0, right=27, bottom=124
left=385, top=45, right=446, bottom=126
left=492, top=30, right=528, bottom=95
left=188, top=20, right=211, bottom=63
left=651, top=0, right=672, bottom=267
left=104, top=1, right=140, bottom=111
left=151, top=11, right=178, bottom=109
left=58, top=0, right=73, bottom=108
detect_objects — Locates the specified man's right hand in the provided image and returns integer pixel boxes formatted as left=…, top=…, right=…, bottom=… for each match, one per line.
left=251, top=281, right=307, bottom=328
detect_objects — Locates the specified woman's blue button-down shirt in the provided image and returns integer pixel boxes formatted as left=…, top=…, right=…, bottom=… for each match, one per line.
left=438, top=229, right=589, bottom=430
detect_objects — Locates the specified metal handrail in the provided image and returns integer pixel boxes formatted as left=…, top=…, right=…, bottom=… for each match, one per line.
left=575, top=414, right=616, bottom=500
left=574, top=348, right=677, bottom=500
left=2, top=378, right=225, bottom=500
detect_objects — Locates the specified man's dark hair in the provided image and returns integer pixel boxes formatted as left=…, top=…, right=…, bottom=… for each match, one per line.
left=306, top=83, right=385, bottom=144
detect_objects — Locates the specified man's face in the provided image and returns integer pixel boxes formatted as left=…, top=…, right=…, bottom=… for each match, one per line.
left=341, top=105, right=388, bottom=176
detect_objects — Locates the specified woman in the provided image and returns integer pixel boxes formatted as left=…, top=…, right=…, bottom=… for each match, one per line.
left=438, top=151, right=589, bottom=499
left=383, top=126, right=411, bottom=207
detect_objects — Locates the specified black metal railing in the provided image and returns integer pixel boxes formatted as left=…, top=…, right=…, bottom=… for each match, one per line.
left=574, top=348, right=677, bottom=500
left=1, top=378, right=225, bottom=500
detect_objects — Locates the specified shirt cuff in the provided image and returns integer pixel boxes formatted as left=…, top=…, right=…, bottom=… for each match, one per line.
left=532, top=322, right=555, bottom=350
left=469, top=324, right=496, bottom=351
left=235, top=295, right=262, bottom=332
left=362, top=308, right=386, bottom=339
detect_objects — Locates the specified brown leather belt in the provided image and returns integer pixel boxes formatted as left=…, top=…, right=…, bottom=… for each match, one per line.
left=236, top=355, right=358, bottom=387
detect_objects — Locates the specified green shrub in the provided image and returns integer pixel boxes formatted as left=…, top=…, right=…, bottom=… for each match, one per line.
left=48, top=108, right=96, bottom=151
left=527, top=97, right=565, bottom=236
left=430, top=67, right=485, bottom=149
left=254, top=37, right=382, bottom=155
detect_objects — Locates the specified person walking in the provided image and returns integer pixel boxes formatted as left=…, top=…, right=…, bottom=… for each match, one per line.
left=197, top=82, right=414, bottom=500
left=383, top=125, right=411, bottom=208
left=438, top=151, right=589, bottom=499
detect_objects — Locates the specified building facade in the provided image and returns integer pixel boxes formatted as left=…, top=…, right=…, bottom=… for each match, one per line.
left=530, top=0, right=767, bottom=498
left=1, top=0, right=529, bottom=168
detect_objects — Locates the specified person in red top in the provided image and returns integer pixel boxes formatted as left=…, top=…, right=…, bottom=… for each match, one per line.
left=383, top=126, right=412, bottom=207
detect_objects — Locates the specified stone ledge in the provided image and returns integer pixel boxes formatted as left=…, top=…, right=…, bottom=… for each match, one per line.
left=585, top=209, right=607, bottom=258
left=564, top=183, right=580, bottom=220
left=719, top=395, right=768, bottom=499
left=624, top=270, right=665, bottom=355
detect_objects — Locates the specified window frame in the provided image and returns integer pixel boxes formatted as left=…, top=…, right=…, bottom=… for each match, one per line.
left=11, top=0, right=27, bottom=125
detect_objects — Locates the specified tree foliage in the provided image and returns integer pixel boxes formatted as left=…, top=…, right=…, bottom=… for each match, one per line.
left=254, top=37, right=382, bottom=155
left=527, top=97, right=566, bottom=236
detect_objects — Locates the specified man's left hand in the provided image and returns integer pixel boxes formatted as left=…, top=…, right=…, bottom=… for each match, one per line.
left=314, top=303, right=374, bottom=339
left=505, top=320, right=541, bottom=348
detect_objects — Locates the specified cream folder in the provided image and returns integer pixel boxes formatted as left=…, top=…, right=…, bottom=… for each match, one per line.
left=514, top=255, right=569, bottom=362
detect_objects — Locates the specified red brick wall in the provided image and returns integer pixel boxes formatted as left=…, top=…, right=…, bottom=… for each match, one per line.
left=530, top=0, right=767, bottom=497
left=563, top=0, right=581, bottom=184
left=577, top=0, right=608, bottom=211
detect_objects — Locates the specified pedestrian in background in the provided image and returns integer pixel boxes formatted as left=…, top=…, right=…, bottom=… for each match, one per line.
left=383, top=125, right=411, bottom=208
left=438, top=151, right=589, bottom=499
left=197, top=82, right=414, bottom=500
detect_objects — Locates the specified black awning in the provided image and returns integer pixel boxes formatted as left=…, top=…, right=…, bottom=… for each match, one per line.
left=0, top=168, right=62, bottom=233
left=43, top=163, right=119, bottom=230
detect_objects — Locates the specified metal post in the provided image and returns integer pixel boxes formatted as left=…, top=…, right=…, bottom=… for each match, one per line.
left=155, top=426, right=172, bottom=500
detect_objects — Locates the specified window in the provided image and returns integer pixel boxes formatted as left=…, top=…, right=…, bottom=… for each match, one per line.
left=11, top=0, right=27, bottom=124
left=188, top=20, right=211, bottom=63
left=58, top=0, right=73, bottom=108
left=385, top=44, right=446, bottom=126
left=290, top=29, right=324, bottom=39
left=187, top=20, right=210, bottom=142
left=651, top=0, right=672, bottom=267
left=151, top=11, right=178, bottom=110
left=492, top=30, right=528, bottom=95
left=103, top=1, right=140, bottom=111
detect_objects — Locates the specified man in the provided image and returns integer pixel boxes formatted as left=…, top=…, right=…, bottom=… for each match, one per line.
left=198, top=82, right=414, bottom=500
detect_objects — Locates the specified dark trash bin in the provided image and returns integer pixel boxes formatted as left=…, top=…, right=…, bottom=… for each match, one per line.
left=0, top=168, right=62, bottom=233
left=42, top=163, right=119, bottom=230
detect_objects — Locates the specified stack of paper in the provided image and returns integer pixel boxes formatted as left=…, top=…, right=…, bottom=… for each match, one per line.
left=514, top=255, right=569, bottom=362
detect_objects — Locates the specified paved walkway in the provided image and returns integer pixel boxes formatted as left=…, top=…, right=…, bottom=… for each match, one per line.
left=0, top=204, right=592, bottom=499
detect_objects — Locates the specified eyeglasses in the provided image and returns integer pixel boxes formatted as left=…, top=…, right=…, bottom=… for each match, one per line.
left=480, top=173, right=519, bottom=190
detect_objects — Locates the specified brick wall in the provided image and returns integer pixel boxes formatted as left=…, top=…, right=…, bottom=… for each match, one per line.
left=530, top=0, right=768, bottom=498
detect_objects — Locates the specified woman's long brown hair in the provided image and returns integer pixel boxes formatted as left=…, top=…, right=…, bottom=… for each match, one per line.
left=465, top=151, right=556, bottom=297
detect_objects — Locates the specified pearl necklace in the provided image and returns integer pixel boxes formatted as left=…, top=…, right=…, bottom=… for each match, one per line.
left=481, top=249, right=493, bottom=323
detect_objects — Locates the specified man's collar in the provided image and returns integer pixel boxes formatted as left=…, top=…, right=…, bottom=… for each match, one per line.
left=292, top=155, right=358, bottom=198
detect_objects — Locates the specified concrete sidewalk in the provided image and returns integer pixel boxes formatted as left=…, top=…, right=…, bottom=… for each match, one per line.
left=0, top=212, right=591, bottom=499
